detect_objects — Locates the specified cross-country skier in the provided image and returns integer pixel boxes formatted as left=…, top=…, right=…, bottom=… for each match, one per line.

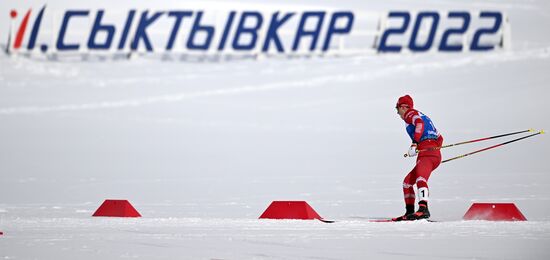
left=393, top=95, right=443, bottom=221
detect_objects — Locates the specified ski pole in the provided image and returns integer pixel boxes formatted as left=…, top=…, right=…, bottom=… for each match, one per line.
left=441, top=130, right=544, bottom=164
left=404, top=129, right=536, bottom=157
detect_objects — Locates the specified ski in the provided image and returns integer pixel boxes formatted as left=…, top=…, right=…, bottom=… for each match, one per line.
left=366, top=218, right=438, bottom=223
left=348, top=216, right=439, bottom=222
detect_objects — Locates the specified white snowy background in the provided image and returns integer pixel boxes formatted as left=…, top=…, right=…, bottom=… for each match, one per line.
left=1, top=0, right=550, bottom=259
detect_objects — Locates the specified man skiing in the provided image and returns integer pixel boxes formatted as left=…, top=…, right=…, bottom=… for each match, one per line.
left=393, top=95, right=443, bottom=221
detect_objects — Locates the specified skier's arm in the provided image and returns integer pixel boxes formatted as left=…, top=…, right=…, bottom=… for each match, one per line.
left=405, top=111, right=424, bottom=143
left=412, top=116, right=424, bottom=143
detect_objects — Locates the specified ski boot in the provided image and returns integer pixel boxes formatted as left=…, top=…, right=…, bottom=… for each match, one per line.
left=406, top=200, right=430, bottom=220
left=392, top=204, right=415, bottom=221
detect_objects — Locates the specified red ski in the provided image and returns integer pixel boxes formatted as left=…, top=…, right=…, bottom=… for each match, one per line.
left=367, top=218, right=438, bottom=223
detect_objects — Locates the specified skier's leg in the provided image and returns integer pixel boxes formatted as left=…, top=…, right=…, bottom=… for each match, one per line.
left=408, top=156, right=440, bottom=219
left=415, top=158, right=432, bottom=203
left=403, top=170, right=416, bottom=207
left=393, top=169, right=417, bottom=221
left=415, top=155, right=441, bottom=202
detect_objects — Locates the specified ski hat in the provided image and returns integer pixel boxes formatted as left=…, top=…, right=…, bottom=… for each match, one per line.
left=396, top=95, right=414, bottom=108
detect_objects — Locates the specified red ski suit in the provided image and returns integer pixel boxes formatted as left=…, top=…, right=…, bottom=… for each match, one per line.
left=402, top=109, right=443, bottom=205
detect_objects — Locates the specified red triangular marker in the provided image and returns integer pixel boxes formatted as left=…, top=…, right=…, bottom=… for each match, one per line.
left=259, top=201, right=323, bottom=220
left=92, top=199, right=141, bottom=218
left=463, top=203, right=526, bottom=221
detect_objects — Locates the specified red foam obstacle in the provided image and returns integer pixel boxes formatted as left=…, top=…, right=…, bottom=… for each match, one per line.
left=92, top=199, right=141, bottom=218
left=259, top=201, right=323, bottom=220
left=463, top=203, right=527, bottom=221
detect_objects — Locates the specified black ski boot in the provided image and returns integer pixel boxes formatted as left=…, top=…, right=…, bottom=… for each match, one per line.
left=407, top=200, right=430, bottom=220
left=392, top=204, right=415, bottom=221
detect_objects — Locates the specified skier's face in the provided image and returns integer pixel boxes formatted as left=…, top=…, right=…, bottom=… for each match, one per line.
left=396, top=105, right=408, bottom=119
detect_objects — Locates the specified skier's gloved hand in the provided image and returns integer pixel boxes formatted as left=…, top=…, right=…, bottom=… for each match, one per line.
left=407, top=144, right=418, bottom=157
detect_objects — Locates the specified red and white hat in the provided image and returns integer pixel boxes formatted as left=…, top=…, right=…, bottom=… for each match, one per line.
left=396, top=95, right=414, bottom=108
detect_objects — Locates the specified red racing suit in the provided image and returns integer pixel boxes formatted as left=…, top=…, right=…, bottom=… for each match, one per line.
left=402, top=109, right=443, bottom=205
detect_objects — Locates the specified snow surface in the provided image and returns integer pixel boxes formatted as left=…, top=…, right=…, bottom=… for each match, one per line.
left=1, top=0, right=550, bottom=259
